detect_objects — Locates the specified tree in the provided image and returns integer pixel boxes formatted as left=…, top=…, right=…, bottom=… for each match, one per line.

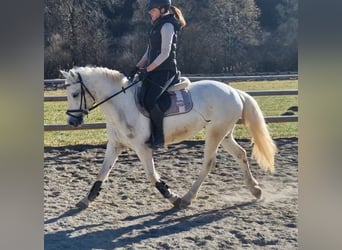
left=255, top=0, right=298, bottom=72
left=44, top=0, right=298, bottom=77
left=100, top=0, right=138, bottom=72
left=45, top=0, right=110, bottom=77
left=175, top=0, right=262, bottom=73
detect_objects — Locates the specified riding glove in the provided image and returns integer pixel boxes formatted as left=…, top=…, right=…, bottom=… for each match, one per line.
left=138, top=68, right=148, bottom=81
left=128, top=66, right=139, bottom=80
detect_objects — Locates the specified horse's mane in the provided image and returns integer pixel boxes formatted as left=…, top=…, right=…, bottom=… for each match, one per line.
left=73, top=66, right=126, bottom=86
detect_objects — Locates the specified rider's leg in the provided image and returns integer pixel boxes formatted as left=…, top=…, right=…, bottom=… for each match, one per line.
left=148, top=104, right=164, bottom=147
left=142, top=71, right=173, bottom=148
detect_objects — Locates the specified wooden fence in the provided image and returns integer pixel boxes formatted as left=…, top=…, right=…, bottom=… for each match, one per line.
left=44, top=74, right=298, bottom=131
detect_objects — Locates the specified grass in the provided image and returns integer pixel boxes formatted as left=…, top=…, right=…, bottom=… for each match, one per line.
left=44, top=80, right=298, bottom=146
left=229, top=80, right=298, bottom=139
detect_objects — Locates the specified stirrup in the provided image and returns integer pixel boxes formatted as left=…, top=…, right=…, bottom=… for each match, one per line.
left=145, top=136, right=154, bottom=148
left=145, top=136, right=164, bottom=149
left=145, top=141, right=164, bottom=149
left=152, top=141, right=164, bottom=149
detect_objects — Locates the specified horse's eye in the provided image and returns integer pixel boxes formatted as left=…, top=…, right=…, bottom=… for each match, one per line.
left=72, top=93, right=79, bottom=98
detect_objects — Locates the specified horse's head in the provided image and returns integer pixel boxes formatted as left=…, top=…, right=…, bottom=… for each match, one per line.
left=60, top=69, right=96, bottom=127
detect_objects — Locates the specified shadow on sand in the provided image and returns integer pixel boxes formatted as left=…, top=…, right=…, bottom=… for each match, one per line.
left=44, top=201, right=256, bottom=249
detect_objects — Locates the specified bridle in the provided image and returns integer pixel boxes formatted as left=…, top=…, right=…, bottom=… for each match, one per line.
left=65, top=72, right=140, bottom=118
left=65, top=73, right=95, bottom=119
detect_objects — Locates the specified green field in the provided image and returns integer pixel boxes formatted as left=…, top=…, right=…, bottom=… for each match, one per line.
left=44, top=80, right=298, bottom=146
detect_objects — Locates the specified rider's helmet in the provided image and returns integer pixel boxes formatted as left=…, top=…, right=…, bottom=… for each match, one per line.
left=145, top=0, right=171, bottom=12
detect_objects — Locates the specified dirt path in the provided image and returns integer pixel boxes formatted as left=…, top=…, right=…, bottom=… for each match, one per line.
left=44, top=138, right=298, bottom=249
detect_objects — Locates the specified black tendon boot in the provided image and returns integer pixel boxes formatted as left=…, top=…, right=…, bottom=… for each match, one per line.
left=146, top=105, right=164, bottom=149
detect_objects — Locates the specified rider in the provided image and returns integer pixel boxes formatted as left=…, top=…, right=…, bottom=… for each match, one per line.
left=131, top=0, right=186, bottom=149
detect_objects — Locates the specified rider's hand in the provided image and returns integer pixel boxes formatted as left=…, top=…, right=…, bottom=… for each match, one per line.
left=128, top=66, right=139, bottom=80
left=138, top=68, right=148, bottom=81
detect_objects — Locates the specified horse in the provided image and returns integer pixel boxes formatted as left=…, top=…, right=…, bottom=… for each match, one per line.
left=60, top=66, right=277, bottom=209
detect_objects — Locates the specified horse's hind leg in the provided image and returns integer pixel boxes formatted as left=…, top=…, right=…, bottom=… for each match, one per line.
left=177, top=126, right=226, bottom=208
left=221, top=132, right=262, bottom=199
left=76, top=141, right=123, bottom=209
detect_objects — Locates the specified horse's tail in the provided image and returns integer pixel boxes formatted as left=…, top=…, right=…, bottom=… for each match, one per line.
left=237, top=90, right=277, bottom=172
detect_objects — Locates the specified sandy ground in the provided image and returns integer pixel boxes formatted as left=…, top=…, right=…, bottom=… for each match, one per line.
left=44, top=137, right=298, bottom=249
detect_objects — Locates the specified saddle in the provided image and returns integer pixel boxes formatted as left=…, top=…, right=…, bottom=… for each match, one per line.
left=135, top=77, right=193, bottom=117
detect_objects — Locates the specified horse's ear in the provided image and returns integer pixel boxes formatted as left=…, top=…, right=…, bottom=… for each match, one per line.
left=60, top=70, right=69, bottom=78
left=69, top=70, right=77, bottom=79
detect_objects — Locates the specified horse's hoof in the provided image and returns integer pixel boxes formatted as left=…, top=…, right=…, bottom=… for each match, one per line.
left=173, top=198, right=182, bottom=208
left=76, top=198, right=89, bottom=210
left=173, top=198, right=191, bottom=209
left=252, top=186, right=263, bottom=200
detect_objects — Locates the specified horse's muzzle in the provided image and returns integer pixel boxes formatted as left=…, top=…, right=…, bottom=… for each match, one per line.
left=67, top=115, right=84, bottom=127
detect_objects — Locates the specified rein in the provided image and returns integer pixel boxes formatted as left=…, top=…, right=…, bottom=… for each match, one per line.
left=66, top=72, right=140, bottom=117
left=89, top=76, right=139, bottom=112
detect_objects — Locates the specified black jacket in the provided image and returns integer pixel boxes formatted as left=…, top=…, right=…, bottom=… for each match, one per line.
left=148, top=14, right=181, bottom=72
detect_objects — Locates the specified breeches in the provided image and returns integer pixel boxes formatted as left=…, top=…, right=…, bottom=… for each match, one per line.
left=142, top=70, right=175, bottom=112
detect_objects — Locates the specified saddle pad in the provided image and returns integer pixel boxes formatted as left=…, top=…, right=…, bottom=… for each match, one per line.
left=166, top=89, right=193, bottom=116
left=135, top=87, right=193, bottom=118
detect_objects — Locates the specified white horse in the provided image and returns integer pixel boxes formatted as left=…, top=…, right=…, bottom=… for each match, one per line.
left=60, top=66, right=277, bottom=209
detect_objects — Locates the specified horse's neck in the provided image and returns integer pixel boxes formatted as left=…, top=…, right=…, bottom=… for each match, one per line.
left=98, top=82, right=140, bottom=125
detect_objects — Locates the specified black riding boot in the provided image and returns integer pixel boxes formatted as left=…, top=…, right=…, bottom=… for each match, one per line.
left=146, top=105, right=164, bottom=149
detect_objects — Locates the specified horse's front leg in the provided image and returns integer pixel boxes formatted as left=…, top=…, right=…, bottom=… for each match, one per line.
left=136, top=147, right=181, bottom=206
left=76, top=141, right=123, bottom=209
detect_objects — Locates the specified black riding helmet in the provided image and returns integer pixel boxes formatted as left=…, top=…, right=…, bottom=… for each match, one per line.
left=145, top=0, right=171, bottom=12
